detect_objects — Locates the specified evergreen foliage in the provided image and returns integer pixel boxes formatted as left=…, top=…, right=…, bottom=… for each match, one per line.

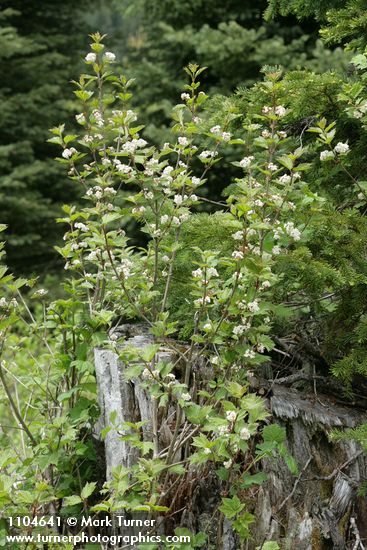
left=0, top=1, right=91, bottom=274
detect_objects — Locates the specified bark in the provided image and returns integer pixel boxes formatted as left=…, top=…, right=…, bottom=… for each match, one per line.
left=94, top=325, right=367, bottom=549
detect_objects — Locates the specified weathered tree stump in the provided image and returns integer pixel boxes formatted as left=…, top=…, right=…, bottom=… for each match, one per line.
left=94, top=325, right=367, bottom=549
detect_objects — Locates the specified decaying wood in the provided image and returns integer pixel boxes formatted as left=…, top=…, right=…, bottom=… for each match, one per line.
left=94, top=325, right=367, bottom=549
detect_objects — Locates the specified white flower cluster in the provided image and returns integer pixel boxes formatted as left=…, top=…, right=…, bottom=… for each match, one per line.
left=122, top=138, right=147, bottom=153
left=117, top=258, right=133, bottom=278
left=194, top=296, right=211, bottom=307
left=199, top=150, right=218, bottom=160
left=226, top=410, right=237, bottom=422
left=75, top=113, right=85, bottom=124
left=85, top=52, right=96, bottom=63
left=334, top=142, right=349, bottom=155
left=239, top=156, right=254, bottom=168
left=262, top=105, right=286, bottom=117
left=232, top=231, right=244, bottom=241
left=210, top=125, right=231, bottom=141
left=74, top=222, right=88, bottom=232
left=181, top=392, right=191, bottom=401
left=320, top=150, right=334, bottom=161
left=62, top=147, right=77, bottom=159
left=114, top=160, right=133, bottom=174
left=145, top=158, right=159, bottom=176
left=104, top=51, right=116, bottom=62
left=217, top=425, right=230, bottom=436
left=92, top=109, right=104, bottom=128
left=247, top=299, right=260, bottom=313
left=244, top=349, right=255, bottom=359
left=240, top=427, right=251, bottom=440
left=278, top=174, right=292, bottom=184
left=181, top=92, right=190, bottom=101
left=86, top=185, right=116, bottom=199
left=284, top=221, right=301, bottom=241
left=178, top=136, right=189, bottom=146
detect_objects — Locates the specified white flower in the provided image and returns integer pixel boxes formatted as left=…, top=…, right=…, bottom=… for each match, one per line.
left=142, top=368, right=151, bottom=379
left=62, top=148, right=76, bottom=159
left=279, top=174, right=292, bottom=184
left=261, top=280, right=271, bottom=289
left=160, top=215, right=169, bottom=224
left=203, top=322, right=212, bottom=331
left=162, top=255, right=170, bottom=263
left=247, top=300, right=260, bottom=313
left=226, top=411, right=237, bottom=422
left=262, top=129, right=271, bottom=138
left=211, top=356, right=219, bottom=365
left=233, top=325, right=245, bottom=336
left=207, top=267, right=218, bottom=277
left=194, top=296, right=211, bottom=306
left=232, top=250, right=244, bottom=260
left=262, top=106, right=271, bottom=114
left=75, top=113, right=85, bottom=124
left=199, top=150, right=217, bottom=159
left=0, top=298, right=7, bottom=307
left=275, top=105, right=286, bottom=117
left=285, top=221, right=301, bottom=241
left=254, top=199, right=264, bottom=207
left=85, top=52, right=96, bottom=63
left=104, top=51, right=116, bottom=62
left=223, top=460, right=232, bottom=469
left=232, top=231, right=243, bottom=241
left=222, top=132, right=231, bottom=141
left=192, top=268, right=203, bottom=278
left=358, top=192, right=365, bottom=200
left=178, top=136, right=189, bottom=146
left=174, top=194, right=183, bottom=206
left=272, top=245, right=281, bottom=255
left=191, top=176, right=201, bottom=186
left=334, top=142, right=349, bottom=155
left=244, top=349, right=255, bottom=359
left=268, top=163, right=278, bottom=172
left=210, top=125, right=221, bottom=135
left=320, top=150, right=334, bottom=161
left=117, top=163, right=133, bottom=174
left=204, top=448, right=211, bottom=455
left=239, top=156, right=254, bottom=168
left=278, top=131, right=287, bottom=139
left=181, top=92, right=190, bottom=101
left=217, top=425, right=229, bottom=436
left=181, top=393, right=191, bottom=401
left=240, top=427, right=251, bottom=440
left=74, top=222, right=88, bottom=232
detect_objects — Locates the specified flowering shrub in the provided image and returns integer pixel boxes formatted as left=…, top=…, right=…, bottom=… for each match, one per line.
left=1, top=31, right=360, bottom=548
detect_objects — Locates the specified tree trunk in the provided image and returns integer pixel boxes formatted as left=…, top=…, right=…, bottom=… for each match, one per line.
left=94, top=325, right=367, bottom=549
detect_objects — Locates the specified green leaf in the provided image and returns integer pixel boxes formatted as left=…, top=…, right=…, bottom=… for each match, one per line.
left=219, top=496, right=245, bottom=519
left=81, top=482, right=97, bottom=500
left=64, top=495, right=83, bottom=506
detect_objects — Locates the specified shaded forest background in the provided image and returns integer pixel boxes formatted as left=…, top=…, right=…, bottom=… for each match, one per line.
left=0, top=0, right=350, bottom=280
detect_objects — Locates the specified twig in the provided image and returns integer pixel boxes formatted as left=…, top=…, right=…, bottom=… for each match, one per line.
left=302, top=451, right=363, bottom=482
left=276, top=456, right=312, bottom=512
left=351, top=516, right=365, bottom=550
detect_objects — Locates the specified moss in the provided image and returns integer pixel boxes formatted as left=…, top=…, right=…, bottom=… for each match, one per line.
left=310, top=526, right=322, bottom=549
left=320, top=479, right=333, bottom=501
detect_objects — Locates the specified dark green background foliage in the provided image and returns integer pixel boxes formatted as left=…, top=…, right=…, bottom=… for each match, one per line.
left=0, top=0, right=350, bottom=275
